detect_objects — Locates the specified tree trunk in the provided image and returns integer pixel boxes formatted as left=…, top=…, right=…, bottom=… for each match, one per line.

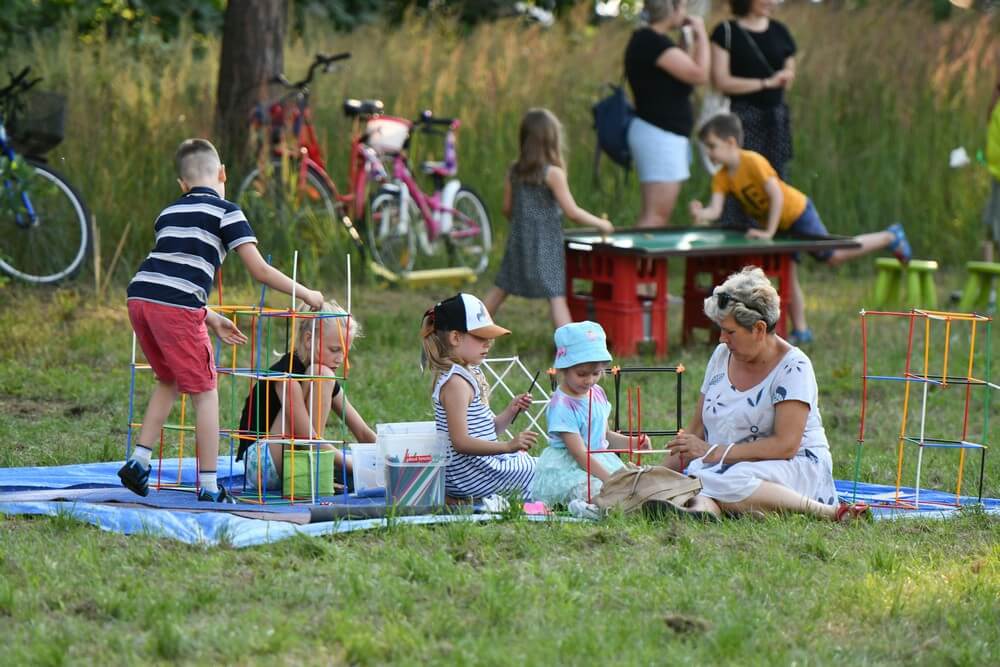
left=215, top=0, right=286, bottom=169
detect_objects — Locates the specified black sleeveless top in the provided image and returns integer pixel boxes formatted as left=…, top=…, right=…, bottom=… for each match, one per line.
left=236, top=352, right=341, bottom=461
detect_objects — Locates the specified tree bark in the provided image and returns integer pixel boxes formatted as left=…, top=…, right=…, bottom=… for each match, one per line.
left=215, top=0, right=286, bottom=169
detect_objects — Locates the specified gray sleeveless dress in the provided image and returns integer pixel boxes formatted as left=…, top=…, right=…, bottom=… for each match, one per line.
left=495, top=167, right=565, bottom=298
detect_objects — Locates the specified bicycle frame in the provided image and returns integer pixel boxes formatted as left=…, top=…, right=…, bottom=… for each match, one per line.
left=385, top=120, right=482, bottom=245
left=0, top=105, right=39, bottom=228
left=258, top=92, right=388, bottom=224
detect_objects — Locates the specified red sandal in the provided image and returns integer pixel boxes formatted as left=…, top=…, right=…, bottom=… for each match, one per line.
left=834, top=501, right=872, bottom=523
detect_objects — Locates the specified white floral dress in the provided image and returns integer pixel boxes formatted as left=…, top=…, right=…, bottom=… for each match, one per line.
left=685, top=344, right=838, bottom=505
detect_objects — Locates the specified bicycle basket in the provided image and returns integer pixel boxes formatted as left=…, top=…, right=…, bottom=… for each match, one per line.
left=365, top=116, right=411, bottom=155
left=8, top=90, right=66, bottom=156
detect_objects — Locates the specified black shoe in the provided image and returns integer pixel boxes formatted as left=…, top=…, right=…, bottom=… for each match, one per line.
left=642, top=498, right=720, bottom=523
left=197, top=486, right=237, bottom=504
left=117, top=459, right=150, bottom=497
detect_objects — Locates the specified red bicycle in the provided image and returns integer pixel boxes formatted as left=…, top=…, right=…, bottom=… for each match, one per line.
left=236, top=52, right=393, bottom=269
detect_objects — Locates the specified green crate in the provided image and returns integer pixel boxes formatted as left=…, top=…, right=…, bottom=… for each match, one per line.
left=282, top=447, right=334, bottom=499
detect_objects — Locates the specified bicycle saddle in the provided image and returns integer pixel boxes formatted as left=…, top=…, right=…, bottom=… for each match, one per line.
left=343, top=98, right=385, bottom=117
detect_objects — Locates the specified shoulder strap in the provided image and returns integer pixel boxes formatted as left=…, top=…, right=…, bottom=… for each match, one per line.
left=724, top=20, right=732, bottom=51
left=735, top=21, right=775, bottom=75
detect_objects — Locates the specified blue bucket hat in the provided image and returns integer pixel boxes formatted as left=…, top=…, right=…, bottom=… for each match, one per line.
left=553, top=321, right=612, bottom=369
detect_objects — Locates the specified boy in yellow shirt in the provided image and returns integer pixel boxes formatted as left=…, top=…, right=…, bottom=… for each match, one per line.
left=689, top=113, right=910, bottom=344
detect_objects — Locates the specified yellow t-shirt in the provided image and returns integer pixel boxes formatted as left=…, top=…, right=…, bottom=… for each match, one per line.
left=987, top=102, right=1000, bottom=181
left=711, top=150, right=808, bottom=230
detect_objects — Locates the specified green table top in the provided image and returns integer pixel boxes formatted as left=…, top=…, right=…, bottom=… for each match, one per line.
left=565, top=226, right=859, bottom=258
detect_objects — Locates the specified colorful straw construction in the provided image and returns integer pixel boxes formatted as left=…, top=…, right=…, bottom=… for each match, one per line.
left=583, top=365, right=686, bottom=502
left=855, top=309, right=994, bottom=509
left=124, top=253, right=356, bottom=505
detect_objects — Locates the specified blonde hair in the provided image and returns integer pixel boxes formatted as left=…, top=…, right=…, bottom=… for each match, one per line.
left=510, top=108, right=565, bottom=185
left=175, top=138, right=221, bottom=183
left=420, top=312, right=491, bottom=401
left=292, top=300, right=360, bottom=363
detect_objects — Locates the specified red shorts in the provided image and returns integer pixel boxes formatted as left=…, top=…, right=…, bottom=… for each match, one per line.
left=128, top=299, right=216, bottom=394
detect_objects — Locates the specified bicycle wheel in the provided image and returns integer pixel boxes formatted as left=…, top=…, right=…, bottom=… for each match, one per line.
left=0, top=159, right=91, bottom=284
left=367, top=188, right=416, bottom=275
left=447, top=186, right=491, bottom=274
left=236, top=158, right=353, bottom=279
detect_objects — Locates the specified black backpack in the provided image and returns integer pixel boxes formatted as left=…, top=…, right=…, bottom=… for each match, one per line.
left=592, top=83, right=634, bottom=181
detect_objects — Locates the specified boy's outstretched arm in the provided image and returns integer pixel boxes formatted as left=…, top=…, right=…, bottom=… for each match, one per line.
left=690, top=192, right=725, bottom=225
left=235, top=243, right=324, bottom=309
left=746, top=178, right=783, bottom=240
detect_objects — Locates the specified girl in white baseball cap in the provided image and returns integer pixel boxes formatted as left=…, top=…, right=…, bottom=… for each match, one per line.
left=420, top=293, right=537, bottom=500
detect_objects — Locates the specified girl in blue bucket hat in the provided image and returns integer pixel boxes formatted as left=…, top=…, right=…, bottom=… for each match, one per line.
left=531, top=321, right=650, bottom=507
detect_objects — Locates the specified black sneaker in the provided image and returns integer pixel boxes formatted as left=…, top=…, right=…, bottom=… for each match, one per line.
left=642, top=498, right=720, bottom=523
left=197, top=486, right=237, bottom=504
left=117, top=459, right=151, bottom=497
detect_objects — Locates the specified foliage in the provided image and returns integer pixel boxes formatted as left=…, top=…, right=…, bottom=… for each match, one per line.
left=0, top=0, right=225, bottom=52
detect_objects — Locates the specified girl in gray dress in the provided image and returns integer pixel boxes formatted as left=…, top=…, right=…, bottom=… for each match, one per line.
left=484, top=109, right=614, bottom=329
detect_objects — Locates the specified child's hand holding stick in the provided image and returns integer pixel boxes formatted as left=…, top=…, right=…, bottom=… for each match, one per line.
left=511, top=369, right=541, bottom=425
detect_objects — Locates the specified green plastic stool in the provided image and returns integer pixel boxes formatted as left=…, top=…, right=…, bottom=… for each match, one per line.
left=957, top=261, right=1000, bottom=313
left=872, top=257, right=939, bottom=309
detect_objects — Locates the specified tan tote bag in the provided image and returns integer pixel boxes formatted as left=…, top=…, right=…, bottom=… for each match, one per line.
left=592, top=464, right=703, bottom=514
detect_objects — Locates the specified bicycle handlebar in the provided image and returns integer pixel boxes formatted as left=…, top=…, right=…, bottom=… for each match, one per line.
left=414, top=110, right=460, bottom=131
left=273, top=52, right=351, bottom=91
left=0, top=67, right=41, bottom=102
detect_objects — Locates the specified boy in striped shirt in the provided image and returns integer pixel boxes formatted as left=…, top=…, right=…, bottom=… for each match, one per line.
left=120, top=139, right=324, bottom=502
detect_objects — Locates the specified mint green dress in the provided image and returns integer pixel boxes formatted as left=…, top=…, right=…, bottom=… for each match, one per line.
left=531, top=386, right=625, bottom=506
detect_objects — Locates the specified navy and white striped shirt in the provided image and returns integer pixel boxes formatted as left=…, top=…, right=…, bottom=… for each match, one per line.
left=127, top=187, right=257, bottom=309
left=433, top=364, right=535, bottom=499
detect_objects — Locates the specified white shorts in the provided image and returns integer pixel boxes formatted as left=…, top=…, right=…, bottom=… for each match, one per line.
left=686, top=447, right=838, bottom=506
left=627, top=116, right=691, bottom=184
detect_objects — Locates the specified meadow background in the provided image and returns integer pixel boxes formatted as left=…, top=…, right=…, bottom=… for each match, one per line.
left=2, top=2, right=999, bottom=664
left=5, top=0, right=999, bottom=286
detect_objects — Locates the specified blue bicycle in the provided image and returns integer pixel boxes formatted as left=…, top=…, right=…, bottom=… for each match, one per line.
left=0, top=67, right=90, bottom=284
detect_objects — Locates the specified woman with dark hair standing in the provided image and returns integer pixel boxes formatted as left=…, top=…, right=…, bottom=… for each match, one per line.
left=709, top=0, right=796, bottom=183
left=624, top=0, right=709, bottom=228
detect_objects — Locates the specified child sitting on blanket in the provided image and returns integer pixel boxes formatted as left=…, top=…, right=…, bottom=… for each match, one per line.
left=420, top=293, right=537, bottom=500
left=531, top=321, right=649, bottom=507
left=237, top=300, right=375, bottom=493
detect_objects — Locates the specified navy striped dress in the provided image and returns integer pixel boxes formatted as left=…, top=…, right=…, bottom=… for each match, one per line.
left=433, top=364, right=536, bottom=499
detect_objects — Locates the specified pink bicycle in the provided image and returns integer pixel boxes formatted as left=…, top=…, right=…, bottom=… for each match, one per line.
left=365, top=111, right=492, bottom=275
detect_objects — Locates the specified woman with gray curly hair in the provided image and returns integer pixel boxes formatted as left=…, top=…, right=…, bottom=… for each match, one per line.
left=659, top=267, right=868, bottom=521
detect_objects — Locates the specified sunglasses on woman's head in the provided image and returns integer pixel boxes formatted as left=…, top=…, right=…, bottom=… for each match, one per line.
left=716, top=292, right=769, bottom=322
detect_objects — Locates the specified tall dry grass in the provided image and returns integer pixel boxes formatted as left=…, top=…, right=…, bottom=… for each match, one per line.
left=9, top=2, right=999, bottom=287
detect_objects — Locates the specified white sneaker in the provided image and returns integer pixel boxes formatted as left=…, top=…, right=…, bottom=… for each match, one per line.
left=481, top=494, right=510, bottom=513
left=568, top=498, right=602, bottom=520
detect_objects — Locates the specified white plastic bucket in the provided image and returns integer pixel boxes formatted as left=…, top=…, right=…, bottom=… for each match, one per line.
left=349, top=443, right=381, bottom=492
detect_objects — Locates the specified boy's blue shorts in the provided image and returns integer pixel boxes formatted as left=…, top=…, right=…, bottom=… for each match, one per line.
left=785, top=199, right=833, bottom=263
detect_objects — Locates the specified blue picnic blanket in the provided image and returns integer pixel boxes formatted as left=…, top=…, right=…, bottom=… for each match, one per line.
left=0, top=460, right=996, bottom=547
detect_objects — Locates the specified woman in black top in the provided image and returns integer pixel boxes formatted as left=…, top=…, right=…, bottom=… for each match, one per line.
left=624, top=0, right=709, bottom=228
left=710, top=0, right=796, bottom=180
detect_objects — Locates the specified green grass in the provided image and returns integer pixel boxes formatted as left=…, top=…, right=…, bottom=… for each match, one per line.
left=1, top=271, right=999, bottom=664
